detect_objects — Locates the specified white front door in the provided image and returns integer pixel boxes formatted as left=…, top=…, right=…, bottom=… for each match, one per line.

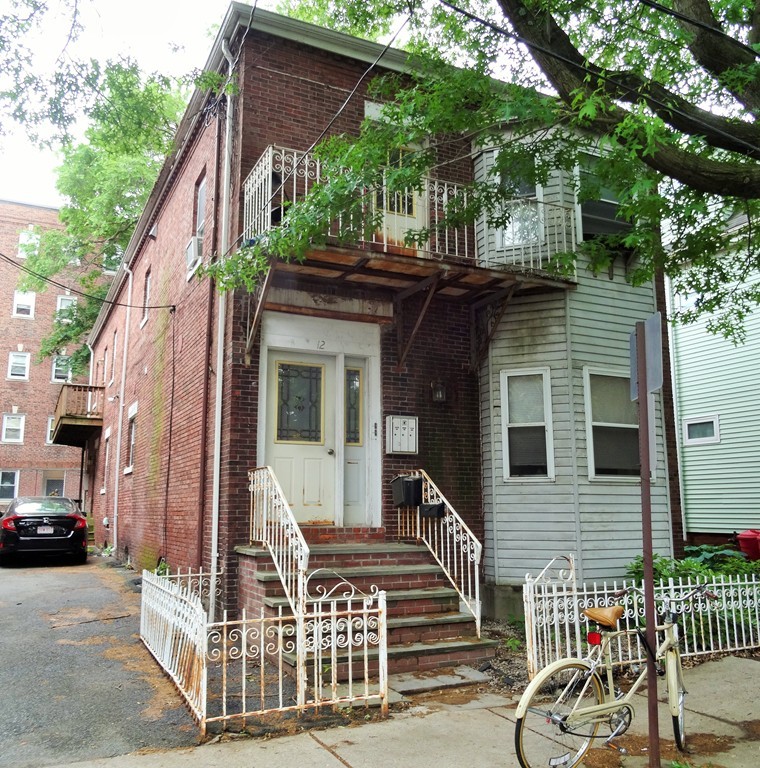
left=260, top=313, right=382, bottom=528
left=375, top=149, right=427, bottom=252
left=267, top=352, right=336, bottom=523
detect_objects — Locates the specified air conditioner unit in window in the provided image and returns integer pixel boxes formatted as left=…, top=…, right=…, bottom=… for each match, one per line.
left=185, top=236, right=203, bottom=272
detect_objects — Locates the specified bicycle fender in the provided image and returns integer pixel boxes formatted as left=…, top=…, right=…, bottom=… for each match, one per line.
left=515, top=658, right=596, bottom=719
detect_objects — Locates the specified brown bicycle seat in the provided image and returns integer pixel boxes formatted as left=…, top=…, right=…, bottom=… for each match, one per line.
left=583, top=605, right=624, bottom=629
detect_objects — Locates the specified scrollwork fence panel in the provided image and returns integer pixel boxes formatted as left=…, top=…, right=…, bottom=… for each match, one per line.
left=524, top=555, right=760, bottom=679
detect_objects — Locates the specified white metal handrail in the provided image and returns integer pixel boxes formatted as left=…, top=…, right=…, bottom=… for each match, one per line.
left=523, top=555, right=760, bottom=679
left=396, top=469, right=482, bottom=636
left=248, top=466, right=310, bottom=615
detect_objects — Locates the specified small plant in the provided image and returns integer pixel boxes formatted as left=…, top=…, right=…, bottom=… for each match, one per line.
left=101, top=543, right=114, bottom=557
left=154, top=558, right=170, bottom=576
left=504, top=637, right=523, bottom=653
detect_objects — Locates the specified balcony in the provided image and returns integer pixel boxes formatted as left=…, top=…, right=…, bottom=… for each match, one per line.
left=52, top=385, right=104, bottom=447
left=242, top=146, right=576, bottom=286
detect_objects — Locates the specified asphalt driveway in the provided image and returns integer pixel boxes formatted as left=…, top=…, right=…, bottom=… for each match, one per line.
left=0, top=555, right=198, bottom=768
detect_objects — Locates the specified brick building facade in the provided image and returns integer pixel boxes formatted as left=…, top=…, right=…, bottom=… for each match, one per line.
left=55, top=7, right=679, bottom=617
left=0, top=200, right=84, bottom=506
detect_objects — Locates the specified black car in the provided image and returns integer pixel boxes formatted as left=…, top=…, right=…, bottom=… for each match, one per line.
left=0, top=496, right=88, bottom=564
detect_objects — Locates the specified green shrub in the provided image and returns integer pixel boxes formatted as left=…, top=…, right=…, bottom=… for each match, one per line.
left=624, top=545, right=760, bottom=583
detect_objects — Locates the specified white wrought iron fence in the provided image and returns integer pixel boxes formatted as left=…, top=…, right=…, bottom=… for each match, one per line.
left=141, top=568, right=388, bottom=735
left=395, top=470, right=482, bottom=636
left=523, top=555, right=760, bottom=679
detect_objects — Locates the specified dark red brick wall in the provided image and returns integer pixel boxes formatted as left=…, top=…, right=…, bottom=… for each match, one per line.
left=0, top=200, right=84, bottom=507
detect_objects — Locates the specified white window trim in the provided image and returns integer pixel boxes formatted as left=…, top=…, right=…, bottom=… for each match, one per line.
left=17, top=228, right=39, bottom=259
left=12, top=290, right=36, bottom=318
left=0, top=470, right=19, bottom=500
left=682, top=414, right=721, bottom=446
left=124, top=402, right=138, bottom=474
left=497, top=184, right=545, bottom=250
left=2, top=414, right=25, bottom=443
left=46, top=416, right=55, bottom=445
left=51, top=354, right=71, bottom=383
left=7, top=352, right=30, bottom=381
left=140, top=270, right=151, bottom=328
left=109, top=330, right=117, bottom=386
left=101, top=427, right=111, bottom=494
left=499, top=367, right=555, bottom=481
left=583, top=366, right=655, bottom=481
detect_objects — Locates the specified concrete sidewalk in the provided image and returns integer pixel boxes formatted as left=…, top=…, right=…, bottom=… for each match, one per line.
left=51, top=655, right=759, bottom=768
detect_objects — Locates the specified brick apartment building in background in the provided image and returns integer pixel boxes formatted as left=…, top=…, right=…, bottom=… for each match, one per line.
left=0, top=199, right=85, bottom=507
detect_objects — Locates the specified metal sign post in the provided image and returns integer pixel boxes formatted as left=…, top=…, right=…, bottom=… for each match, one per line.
left=631, top=313, right=663, bottom=768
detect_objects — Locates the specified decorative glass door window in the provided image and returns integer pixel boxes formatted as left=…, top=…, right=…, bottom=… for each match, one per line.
left=276, top=362, right=324, bottom=443
left=345, top=368, right=362, bottom=446
left=376, top=149, right=415, bottom=215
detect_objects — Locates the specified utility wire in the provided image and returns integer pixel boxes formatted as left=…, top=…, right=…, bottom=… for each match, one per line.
left=638, top=0, right=760, bottom=59
left=0, top=251, right=175, bottom=311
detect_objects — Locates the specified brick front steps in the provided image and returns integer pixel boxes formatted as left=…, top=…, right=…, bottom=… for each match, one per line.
left=235, top=540, right=498, bottom=675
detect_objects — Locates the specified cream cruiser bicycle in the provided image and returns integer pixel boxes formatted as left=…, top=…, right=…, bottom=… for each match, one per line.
left=514, top=583, right=716, bottom=768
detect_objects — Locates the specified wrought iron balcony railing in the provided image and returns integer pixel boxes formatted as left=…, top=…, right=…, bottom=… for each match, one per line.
left=242, top=145, right=577, bottom=272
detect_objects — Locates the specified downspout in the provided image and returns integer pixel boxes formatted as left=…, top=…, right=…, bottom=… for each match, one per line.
left=112, top=264, right=134, bottom=553
left=210, top=38, right=236, bottom=621
left=196, top=87, right=224, bottom=570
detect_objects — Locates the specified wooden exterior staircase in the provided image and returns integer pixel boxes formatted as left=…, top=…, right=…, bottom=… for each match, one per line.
left=236, top=527, right=498, bottom=675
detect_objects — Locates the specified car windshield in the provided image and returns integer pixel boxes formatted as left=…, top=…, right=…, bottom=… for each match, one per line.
left=12, top=500, right=77, bottom=516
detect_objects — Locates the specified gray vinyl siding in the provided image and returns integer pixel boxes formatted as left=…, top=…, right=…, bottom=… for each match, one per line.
left=672, top=292, right=760, bottom=533
left=481, top=189, right=673, bottom=583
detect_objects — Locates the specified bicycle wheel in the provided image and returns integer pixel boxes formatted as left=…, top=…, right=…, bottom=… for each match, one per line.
left=515, top=661, right=604, bottom=768
left=666, top=648, right=687, bottom=750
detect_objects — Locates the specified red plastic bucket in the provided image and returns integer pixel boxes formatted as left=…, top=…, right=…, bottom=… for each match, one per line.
left=737, top=529, right=760, bottom=561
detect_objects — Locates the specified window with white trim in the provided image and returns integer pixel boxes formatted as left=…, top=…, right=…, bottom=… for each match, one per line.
left=12, top=291, right=36, bottom=318
left=125, top=401, right=138, bottom=473
left=102, top=347, right=108, bottom=385
left=7, top=352, right=30, bottom=380
left=56, top=295, right=77, bottom=323
left=109, top=330, right=117, bottom=384
left=141, top=268, right=151, bottom=326
left=186, top=175, right=206, bottom=276
left=0, top=470, right=18, bottom=500
left=52, top=354, right=71, bottom=383
left=17, top=227, right=40, bottom=259
left=584, top=369, right=640, bottom=478
left=498, top=163, right=543, bottom=249
left=2, top=414, right=25, bottom=443
left=682, top=415, right=720, bottom=446
left=102, top=429, right=111, bottom=493
left=46, top=416, right=55, bottom=444
left=500, top=368, right=555, bottom=479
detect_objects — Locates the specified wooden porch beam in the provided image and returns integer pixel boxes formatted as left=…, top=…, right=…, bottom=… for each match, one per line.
left=244, top=264, right=276, bottom=366
left=470, top=284, right=516, bottom=371
left=395, top=272, right=442, bottom=371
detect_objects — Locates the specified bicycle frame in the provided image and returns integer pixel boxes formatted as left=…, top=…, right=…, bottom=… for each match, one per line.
left=515, top=614, right=680, bottom=727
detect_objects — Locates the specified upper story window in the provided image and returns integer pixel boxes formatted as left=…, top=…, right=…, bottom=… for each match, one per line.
left=109, top=329, right=117, bottom=384
left=102, top=347, right=109, bottom=385
left=499, top=164, right=543, bottom=249
left=46, top=416, right=55, bottom=444
left=584, top=369, right=639, bottom=478
left=141, top=268, right=151, bottom=327
left=52, top=354, right=71, bottom=383
left=186, top=175, right=206, bottom=277
left=376, top=149, right=415, bottom=216
left=17, top=226, right=40, bottom=259
left=578, top=153, right=631, bottom=238
left=56, top=295, right=77, bottom=323
left=500, top=368, right=555, bottom=480
left=0, top=470, right=18, bottom=500
left=2, top=414, right=25, bottom=443
left=12, top=291, right=36, bottom=318
left=7, top=352, right=30, bottom=380
left=125, top=401, right=138, bottom=474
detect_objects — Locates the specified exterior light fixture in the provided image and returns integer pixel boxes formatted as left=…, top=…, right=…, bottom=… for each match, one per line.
left=431, top=380, right=447, bottom=403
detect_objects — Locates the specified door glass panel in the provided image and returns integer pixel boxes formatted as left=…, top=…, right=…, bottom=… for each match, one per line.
left=346, top=368, right=362, bottom=445
left=276, top=362, right=324, bottom=443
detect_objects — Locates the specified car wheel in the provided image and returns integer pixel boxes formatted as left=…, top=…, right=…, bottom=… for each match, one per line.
left=74, top=550, right=88, bottom=565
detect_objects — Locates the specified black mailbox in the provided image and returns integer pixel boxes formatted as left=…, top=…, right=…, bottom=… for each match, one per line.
left=391, top=475, right=422, bottom=507
left=420, top=502, right=445, bottom=519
